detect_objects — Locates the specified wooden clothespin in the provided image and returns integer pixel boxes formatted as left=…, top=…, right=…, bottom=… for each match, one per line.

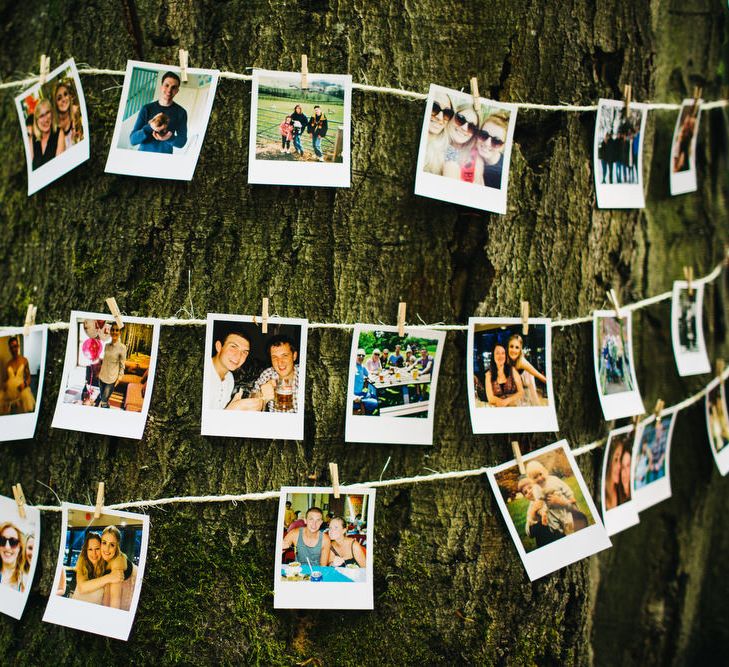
left=300, top=55, right=308, bottom=90
left=105, top=297, right=124, bottom=329
left=178, top=49, right=189, bottom=83
left=329, top=462, right=340, bottom=499
left=623, top=84, right=632, bottom=116
left=716, top=358, right=725, bottom=377
left=39, top=55, right=50, bottom=86
left=94, top=482, right=105, bottom=519
left=653, top=398, right=665, bottom=420
left=692, top=86, right=702, bottom=116
left=261, top=297, right=269, bottom=334
left=683, top=266, right=694, bottom=296
left=470, top=77, right=480, bottom=111
left=23, top=304, right=37, bottom=337
left=631, top=413, right=643, bottom=431
left=512, top=441, right=526, bottom=476
left=607, top=289, right=621, bottom=318
left=12, top=484, right=26, bottom=520
left=397, top=302, right=407, bottom=337
left=520, top=301, right=529, bottom=335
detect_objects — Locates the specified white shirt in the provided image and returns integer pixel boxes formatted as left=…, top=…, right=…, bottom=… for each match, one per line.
left=206, top=357, right=234, bottom=409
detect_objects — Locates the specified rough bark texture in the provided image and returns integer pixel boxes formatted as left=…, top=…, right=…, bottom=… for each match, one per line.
left=0, top=1, right=727, bottom=664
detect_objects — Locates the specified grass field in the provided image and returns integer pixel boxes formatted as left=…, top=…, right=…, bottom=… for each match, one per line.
left=505, top=476, right=595, bottom=553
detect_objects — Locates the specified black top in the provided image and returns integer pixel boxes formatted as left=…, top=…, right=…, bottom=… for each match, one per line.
left=32, top=128, right=61, bottom=170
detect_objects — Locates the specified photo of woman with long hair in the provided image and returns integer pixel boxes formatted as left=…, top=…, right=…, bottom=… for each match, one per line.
left=507, top=333, right=547, bottom=406
left=484, top=342, right=524, bottom=407
left=53, top=80, right=83, bottom=150
left=0, top=522, right=26, bottom=592
left=69, top=532, right=123, bottom=604
left=100, top=525, right=138, bottom=611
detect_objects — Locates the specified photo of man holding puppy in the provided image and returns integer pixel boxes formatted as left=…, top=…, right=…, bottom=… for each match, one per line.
left=129, top=71, right=188, bottom=154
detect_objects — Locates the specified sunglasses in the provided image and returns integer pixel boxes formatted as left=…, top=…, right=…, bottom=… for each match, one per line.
left=476, top=129, right=505, bottom=147
left=453, top=113, right=479, bottom=134
left=0, top=536, right=20, bottom=548
left=431, top=101, right=454, bottom=120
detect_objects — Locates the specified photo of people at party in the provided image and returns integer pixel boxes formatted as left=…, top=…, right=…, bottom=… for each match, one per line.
left=60, top=319, right=154, bottom=412
left=0, top=332, right=43, bottom=416
left=706, top=382, right=729, bottom=454
left=602, top=432, right=633, bottom=512
left=634, top=414, right=674, bottom=491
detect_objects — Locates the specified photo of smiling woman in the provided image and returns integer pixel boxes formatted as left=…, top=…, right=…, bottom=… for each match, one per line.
left=415, top=84, right=517, bottom=214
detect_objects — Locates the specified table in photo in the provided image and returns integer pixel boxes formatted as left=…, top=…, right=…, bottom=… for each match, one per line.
left=368, top=369, right=432, bottom=416
left=280, top=564, right=365, bottom=582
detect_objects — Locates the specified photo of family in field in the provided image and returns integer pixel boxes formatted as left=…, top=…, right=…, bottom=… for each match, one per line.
left=14, top=58, right=89, bottom=194
left=672, top=282, right=709, bottom=376
left=105, top=60, right=219, bottom=180
left=44, top=505, right=148, bottom=640
left=275, top=487, right=375, bottom=610
left=415, top=84, right=517, bottom=214
left=670, top=99, right=701, bottom=195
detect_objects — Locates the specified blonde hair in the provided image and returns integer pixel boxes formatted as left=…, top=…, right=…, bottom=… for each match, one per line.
left=446, top=102, right=480, bottom=146
left=0, top=522, right=25, bottom=590
left=32, top=98, right=56, bottom=140
left=482, top=112, right=509, bottom=133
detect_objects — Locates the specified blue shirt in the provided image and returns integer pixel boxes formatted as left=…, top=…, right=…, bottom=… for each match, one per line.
left=129, top=101, right=188, bottom=154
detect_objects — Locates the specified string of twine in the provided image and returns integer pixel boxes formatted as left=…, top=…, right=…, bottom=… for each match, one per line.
left=0, top=67, right=726, bottom=112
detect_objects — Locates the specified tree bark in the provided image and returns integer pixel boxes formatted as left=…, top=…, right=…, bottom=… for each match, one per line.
left=0, top=1, right=727, bottom=664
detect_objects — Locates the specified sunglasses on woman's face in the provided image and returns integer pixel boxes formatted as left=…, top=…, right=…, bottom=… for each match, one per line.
left=0, top=537, right=20, bottom=548
left=453, top=113, right=479, bottom=134
left=476, top=129, right=505, bottom=147
left=431, top=101, right=454, bottom=120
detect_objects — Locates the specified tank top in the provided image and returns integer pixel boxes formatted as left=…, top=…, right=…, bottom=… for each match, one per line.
left=296, top=529, right=323, bottom=565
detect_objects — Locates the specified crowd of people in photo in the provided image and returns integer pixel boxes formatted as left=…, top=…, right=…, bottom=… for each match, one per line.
left=353, top=343, right=435, bottom=415
left=208, top=328, right=300, bottom=413
left=474, top=333, right=547, bottom=408
left=604, top=438, right=633, bottom=510
left=597, top=121, right=641, bottom=185
left=278, top=104, right=329, bottom=161
left=281, top=504, right=366, bottom=571
left=1, top=336, right=36, bottom=415
left=56, top=526, right=138, bottom=611
left=24, top=77, right=84, bottom=170
left=0, top=522, right=34, bottom=593
left=424, top=90, right=508, bottom=189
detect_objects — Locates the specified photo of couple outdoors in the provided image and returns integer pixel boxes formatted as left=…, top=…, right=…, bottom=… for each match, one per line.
left=0, top=519, right=35, bottom=594
left=352, top=331, right=438, bottom=418
left=280, top=492, right=369, bottom=583
left=54, top=511, right=143, bottom=612
left=494, top=448, right=596, bottom=553
left=0, top=332, right=43, bottom=416
left=255, top=73, right=345, bottom=163
left=472, top=324, right=548, bottom=409
left=207, top=320, right=302, bottom=413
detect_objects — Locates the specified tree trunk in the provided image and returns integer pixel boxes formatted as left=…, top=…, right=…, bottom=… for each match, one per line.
left=0, top=1, right=727, bottom=664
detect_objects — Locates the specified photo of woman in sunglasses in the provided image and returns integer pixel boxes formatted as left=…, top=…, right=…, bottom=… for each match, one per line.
left=415, top=84, right=517, bottom=215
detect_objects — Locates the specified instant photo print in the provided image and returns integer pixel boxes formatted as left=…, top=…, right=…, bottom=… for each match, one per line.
left=593, top=98, right=648, bottom=209
left=14, top=58, right=90, bottom=195
left=51, top=312, right=160, bottom=440
left=705, top=377, right=729, bottom=476
left=600, top=425, right=640, bottom=535
left=0, top=495, right=40, bottom=620
left=0, top=325, right=47, bottom=442
left=274, top=486, right=375, bottom=610
left=105, top=60, right=219, bottom=181
left=669, top=99, right=702, bottom=196
left=201, top=314, right=308, bottom=441
left=248, top=69, right=352, bottom=188
left=671, top=279, right=710, bottom=376
left=414, top=83, right=518, bottom=214
left=592, top=311, right=644, bottom=420
left=43, top=503, right=149, bottom=641
left=344, top=325, right=446, bottom=445
left=467, top=318, right=558, bottom=434
left=631, top=409, right=677, bottom=511
left=487, top=439, right=611, bottom=581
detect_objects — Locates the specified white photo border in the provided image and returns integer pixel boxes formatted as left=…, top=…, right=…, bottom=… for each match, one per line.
left=600, top=425, right=640, bottom=536
left=671, top=279, right=710, bottom=376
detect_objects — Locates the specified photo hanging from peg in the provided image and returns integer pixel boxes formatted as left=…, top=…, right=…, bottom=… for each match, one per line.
left=329, top=462, right=340, bottom=498
left=623, top=84, right=632, bottom=116
left=607, top=288, right=621, bottom=318
left=23, top=303, right=37, bottom=336
left=520, top=301, right=530, bottom=335
left=178, top=48, right=189, bottom=83
left=12, top=483, right=26, bottom=519
left=683, top=266, right=694, bottom=295
left=105, top=297, right=124, bottom=329
left=39, top=54, right=50, bottom=85
left=470, top=76, right=480, bottom=110
left=397, top=301, right=407, bottom=337
left=512, top=441, right=526, bottom=475
left=300, top=54, right=308, bottom=89
left=94, top=481, right=105, bottom=519
left=261, top=297, right=270, bottom=334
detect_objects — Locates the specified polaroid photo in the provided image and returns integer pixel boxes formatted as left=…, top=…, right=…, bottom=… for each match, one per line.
left=248, top=69, right=352, bottom=188
left=51, top=312, right=160, bottom=440
left=414, top=83, right=518, bottom=214
left=487, top=439, right=611, bottom=581
left=669, top=99, right=702, bottom=196
left=43, top=503, right=149, bottom=640
left=14, top=58, right=90, bottom=195
left=201, top=314, right=308, bottom=441
left=593, top=98, right=648, bottom=209
left=274, top=486, right=375, bottom=609
left=671, top=280, right=710, bottom=376
left=344, top=325, right=446, bottom=445
left=632, top=408, right=677, bottom=511
left=600, top=425, right=640, bottom=535
left=592, top=311, right=644, bottom=420
left=0, top=495, right=40, bottom=620
left=105, top=60, right=219, bottom=181
left=705, top=377, right=729, bottom=476
left=0, top=325, right=47, bottom=441
left=467, top=318, right=558, bottom=434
